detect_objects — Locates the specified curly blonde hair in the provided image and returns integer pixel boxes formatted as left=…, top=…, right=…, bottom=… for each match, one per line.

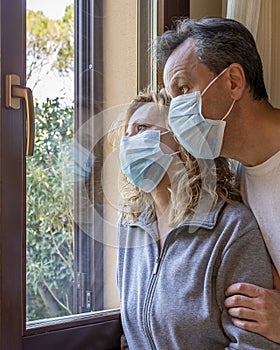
left=117, top=89, right=239, bottom=226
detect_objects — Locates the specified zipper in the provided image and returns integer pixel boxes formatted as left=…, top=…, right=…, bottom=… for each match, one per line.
left=143, top=232, right=176, bottom=349
left=143, top=256, right=160, bottom=350
left=152, top=256, right=160, bottom=275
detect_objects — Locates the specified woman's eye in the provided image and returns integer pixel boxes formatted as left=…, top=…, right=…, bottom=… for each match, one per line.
left=137, top=124, right=146, bottom=132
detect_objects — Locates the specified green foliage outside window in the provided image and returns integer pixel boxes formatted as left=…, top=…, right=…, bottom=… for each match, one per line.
left=26, top=98, right=74, bottom=321
left=26, top=5, right=74, bottom=87
left=26, top=5, right=75, bottom=321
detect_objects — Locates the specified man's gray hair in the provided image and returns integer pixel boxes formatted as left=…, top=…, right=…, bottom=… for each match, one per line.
left=155, top=17, right=267, bottom=100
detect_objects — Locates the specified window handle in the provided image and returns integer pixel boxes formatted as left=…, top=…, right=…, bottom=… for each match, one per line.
left=5, top=74, right=35, bottom=156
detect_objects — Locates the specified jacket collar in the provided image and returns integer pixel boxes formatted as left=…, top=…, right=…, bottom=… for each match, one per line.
left=181, top=200, right=225, bottom=231
left=130, top=200, right=226, bottom=232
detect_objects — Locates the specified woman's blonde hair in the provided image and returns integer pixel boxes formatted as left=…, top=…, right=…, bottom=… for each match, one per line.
left=117, top=89, right=239, bottom=226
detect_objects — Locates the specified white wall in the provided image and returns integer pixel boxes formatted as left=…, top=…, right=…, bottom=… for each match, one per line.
left=103, top=0, right=138, bottom=309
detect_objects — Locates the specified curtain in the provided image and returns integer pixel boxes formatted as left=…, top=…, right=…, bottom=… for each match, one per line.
left=226, top=0, right=261, bottom=39
left=226, top=0, right=280, bottom=107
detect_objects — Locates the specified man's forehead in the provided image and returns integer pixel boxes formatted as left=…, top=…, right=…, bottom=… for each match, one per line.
left=163, top=38, right=197, bottom=79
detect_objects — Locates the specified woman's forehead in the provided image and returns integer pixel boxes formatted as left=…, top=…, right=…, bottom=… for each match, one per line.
left=129, top=102, right=168, bottom=128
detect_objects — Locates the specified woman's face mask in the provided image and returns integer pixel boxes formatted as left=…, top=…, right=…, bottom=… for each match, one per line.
left=120, top=130, right=176, bottom=193
left=168, top=68, right=235, bottom=159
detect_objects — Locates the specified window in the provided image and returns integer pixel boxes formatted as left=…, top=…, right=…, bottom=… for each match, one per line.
left=0, top=1, right=189, bottom=349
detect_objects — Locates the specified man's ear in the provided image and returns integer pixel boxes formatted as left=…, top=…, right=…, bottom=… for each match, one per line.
left=227, top=63, right=247, bottom=100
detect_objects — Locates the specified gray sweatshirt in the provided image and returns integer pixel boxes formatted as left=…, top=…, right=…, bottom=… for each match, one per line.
left=118, top=201, right=280, bottom=349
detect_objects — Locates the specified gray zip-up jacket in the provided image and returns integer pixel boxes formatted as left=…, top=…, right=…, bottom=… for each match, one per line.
left=118, top=201, right=280, bottom=349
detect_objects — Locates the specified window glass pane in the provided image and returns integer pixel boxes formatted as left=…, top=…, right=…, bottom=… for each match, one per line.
left=25, top=0, right=149, bottom=327
left=26, top=0, right=76, bottom=323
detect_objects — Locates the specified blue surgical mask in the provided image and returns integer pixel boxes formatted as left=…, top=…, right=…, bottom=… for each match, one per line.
left=119, top=130, right=174, bottom=193
left=168, top=68, right=235, bottom=159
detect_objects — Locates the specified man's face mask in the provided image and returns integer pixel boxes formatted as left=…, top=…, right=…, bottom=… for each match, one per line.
left=168, top=67, right=235, bottom=159
left=120, top=129, right=175, bottom=193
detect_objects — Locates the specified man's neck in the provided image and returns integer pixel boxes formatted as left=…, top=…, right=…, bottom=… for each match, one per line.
left=223, top=101, right=280, bottom=166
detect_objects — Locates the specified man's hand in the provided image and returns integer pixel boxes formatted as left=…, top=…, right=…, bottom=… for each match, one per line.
left=225, top=277, right=280, bottom=343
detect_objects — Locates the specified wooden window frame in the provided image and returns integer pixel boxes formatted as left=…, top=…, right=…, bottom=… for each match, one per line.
left=138, top=0, right=190, bottom=91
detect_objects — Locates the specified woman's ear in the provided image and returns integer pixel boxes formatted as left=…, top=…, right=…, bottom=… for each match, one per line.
left=227, top=63, right=247, bottom=101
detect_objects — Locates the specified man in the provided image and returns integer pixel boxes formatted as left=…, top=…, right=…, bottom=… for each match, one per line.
left=156, top=17, right=280, bottom=342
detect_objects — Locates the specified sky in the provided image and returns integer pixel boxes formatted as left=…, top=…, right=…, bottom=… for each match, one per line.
left=26, top=0, right=74, bottom=103
left=27, top=0, right=73, bottom=20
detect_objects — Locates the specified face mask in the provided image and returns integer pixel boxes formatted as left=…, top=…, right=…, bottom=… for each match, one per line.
left=168, top=68, right=235, bottom=159
left=119, top=130, right=174, bottom=193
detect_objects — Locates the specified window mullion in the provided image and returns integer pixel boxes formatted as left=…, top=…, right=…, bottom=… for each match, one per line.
left=74, top=0, right=104, bottom=314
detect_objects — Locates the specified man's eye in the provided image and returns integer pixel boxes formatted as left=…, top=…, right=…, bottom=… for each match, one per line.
left=179, top=86, right=188, bottom=94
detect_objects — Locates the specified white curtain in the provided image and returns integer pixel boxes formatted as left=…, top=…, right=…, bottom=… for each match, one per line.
left=227, top=0, right=262, bottom=39
left=226, top=0, right=280, bottom=107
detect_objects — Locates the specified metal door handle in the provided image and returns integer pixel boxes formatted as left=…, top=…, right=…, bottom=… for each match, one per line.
left=5, top=74, right=35, bottom=156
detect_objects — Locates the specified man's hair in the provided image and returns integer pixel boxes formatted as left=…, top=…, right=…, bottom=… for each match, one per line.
left=156, top=17, right=268, bottom=100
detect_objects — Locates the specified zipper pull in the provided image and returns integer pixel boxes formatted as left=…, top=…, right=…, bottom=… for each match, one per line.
left=153, top=256, right=160, bottom=275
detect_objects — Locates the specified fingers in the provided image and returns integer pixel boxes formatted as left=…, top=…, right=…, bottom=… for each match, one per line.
left=230, top=317, right=265, bottom=336
left=225, top=294, right=256, bottom=310
left=225, top=283, right=270, bottom=312
left=225, top=283, right=280, bottom=343
left=225, top=295, right=268, bottom=337
left=225, top=282, right=263, bottom=298
left=227, top=306, right=256, bottom=319
left=224, top=283, right=266, bottom=322
left=230, top=315, right=280, bottom=343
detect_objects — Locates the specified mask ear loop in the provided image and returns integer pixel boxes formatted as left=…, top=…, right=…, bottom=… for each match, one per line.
left=160, top=130, right=170, bottom=136
left=201, top=67, right=228, bottom=97
left=170, top=150, right=181, bottom=156
left=200, top=67, right=235, bottom=121
left=160, top=129, right=181, bottom=156
left=221, top=99, right=235, bottom=121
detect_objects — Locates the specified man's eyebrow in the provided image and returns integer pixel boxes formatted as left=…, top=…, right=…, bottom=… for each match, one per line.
left=167, top=78, right=189, bottom=97
left=167, top=78, right=179, bottom=93
left=170, top=75, right=190, bottom=88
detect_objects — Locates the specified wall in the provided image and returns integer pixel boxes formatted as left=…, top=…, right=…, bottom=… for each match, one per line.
left=102, top=0, right=138, bottom=309
left=190, top=0, right=224, bottom=18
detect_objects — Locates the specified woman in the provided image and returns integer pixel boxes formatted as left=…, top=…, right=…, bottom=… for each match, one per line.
left=117, top=90, right=278, bottom=349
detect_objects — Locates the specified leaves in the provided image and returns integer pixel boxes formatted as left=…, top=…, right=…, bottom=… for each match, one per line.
left=26, top=98, right=74, bottom=321
left=26, top=5, right=74, bottom=87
